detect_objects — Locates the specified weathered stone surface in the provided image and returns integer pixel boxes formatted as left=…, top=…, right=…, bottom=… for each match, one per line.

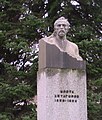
left=39, top=40, right=86, bottom=70
left=37, top=17, right=87, bottom=120
left=37, top=68, right=87, bottom=120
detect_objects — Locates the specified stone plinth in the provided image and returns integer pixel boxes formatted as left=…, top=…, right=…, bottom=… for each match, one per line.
left=37, top=38, right=87, bottom=120
left=37, top=68, right=87, bottom=120
left=39, top=40, right=86, bottom=70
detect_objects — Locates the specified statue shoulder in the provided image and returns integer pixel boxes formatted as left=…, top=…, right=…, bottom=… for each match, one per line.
left=39, top=35, right=55, bottom=44
left=67, top=40, right=78, bottom=49
left=65, top=40, right=83, bottom=60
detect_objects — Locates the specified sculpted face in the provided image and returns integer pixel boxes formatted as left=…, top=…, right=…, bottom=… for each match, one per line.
left=54, top=17, right=70, bottom=38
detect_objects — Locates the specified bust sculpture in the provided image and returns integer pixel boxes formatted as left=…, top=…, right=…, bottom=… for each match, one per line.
left=41, top=17, right=83, bottom=61
left=38, top=17, right=87, bottom=120
left=39, top=17, right=85, bottom=69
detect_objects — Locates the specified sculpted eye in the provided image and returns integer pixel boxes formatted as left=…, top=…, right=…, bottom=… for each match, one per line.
left=57, top=24, right=61, bottom=27
left=63, top=24, right=66, bottom=27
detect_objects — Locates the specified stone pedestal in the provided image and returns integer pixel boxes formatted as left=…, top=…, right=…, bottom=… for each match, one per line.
left=37, top=69, right=87, bottom=120
left=37, top=39, right=87, bottom=120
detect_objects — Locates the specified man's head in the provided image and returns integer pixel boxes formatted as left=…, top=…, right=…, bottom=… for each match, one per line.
left=54, top=17, right=70, bottom=38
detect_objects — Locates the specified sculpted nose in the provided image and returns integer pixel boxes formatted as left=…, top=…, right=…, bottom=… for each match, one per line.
left=60, top=25, right=63, bottom=28
left=60, top=25, right=64, bottom=30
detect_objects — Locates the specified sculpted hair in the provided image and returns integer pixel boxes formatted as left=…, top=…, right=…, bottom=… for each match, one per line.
left=54, top=17, right=70, bottom=27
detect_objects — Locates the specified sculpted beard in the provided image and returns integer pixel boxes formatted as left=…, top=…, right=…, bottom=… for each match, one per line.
left=58, top=29, right=66, bottom=37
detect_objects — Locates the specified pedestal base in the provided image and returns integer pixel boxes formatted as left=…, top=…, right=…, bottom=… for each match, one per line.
left=37, top=68, right=87, bottom=120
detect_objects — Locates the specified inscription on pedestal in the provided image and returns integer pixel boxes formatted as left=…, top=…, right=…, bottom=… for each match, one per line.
left=54, top=90, right=79, bottom=103
left=38, top=16, right=87, bottom=120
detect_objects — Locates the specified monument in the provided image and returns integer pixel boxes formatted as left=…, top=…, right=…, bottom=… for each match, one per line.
left=37, top=17, right=87, bottom=120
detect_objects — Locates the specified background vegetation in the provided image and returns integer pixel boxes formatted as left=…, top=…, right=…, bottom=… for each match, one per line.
left=0, top=0, right=102, bottom=120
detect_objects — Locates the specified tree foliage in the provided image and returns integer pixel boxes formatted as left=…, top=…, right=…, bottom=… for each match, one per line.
left=0, top=0, right=102, bottom=119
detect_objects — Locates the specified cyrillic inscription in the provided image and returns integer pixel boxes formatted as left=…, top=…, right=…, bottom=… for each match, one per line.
left=54, top=90, right=79, bottom=103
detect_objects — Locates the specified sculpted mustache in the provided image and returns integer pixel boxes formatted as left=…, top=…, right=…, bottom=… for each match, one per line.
left=59, top=30, right=65, bottom=32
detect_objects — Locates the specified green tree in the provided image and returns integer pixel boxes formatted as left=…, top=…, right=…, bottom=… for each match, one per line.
left=0, top=0, right=45, bottom=119
left=0, top=0, right=102, bottom=120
